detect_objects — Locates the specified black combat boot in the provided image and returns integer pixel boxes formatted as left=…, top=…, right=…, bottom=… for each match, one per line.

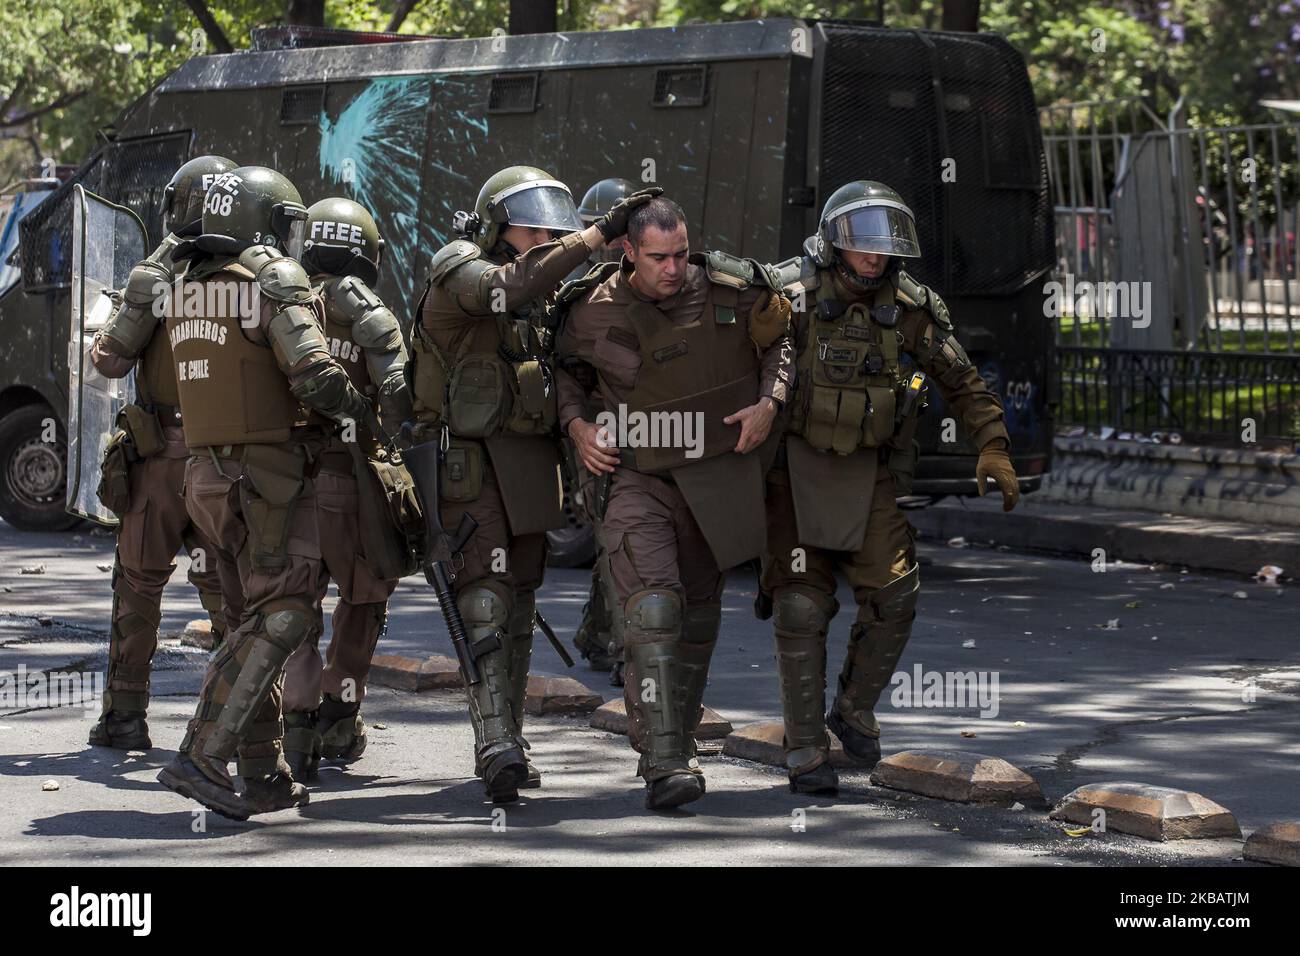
left=318, top=693, right=367, bottom=762
left=88, top=710, right=152, bottom=750
left=241, top=764, right=311, bottom=815
left=157, top=750, right=249, bottom=821
left=826, top=710, right=882, bottom=768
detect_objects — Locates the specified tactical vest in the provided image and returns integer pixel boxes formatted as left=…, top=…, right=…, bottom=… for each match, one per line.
left=136, top=321, right=180, bottom=408
left=411, top=253, right=558, bottom=441
left=164, top=263, right=303, bottom=447
left=790, top=274, right=907, bottom=455
left=598, top=263, right=759, bottom=475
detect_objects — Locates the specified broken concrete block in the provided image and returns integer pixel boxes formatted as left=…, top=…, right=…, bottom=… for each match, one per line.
left=524, top=675, right=603, bottom=715
left=1243, top=822, right=1300, bottom=866
left=721, top=720, right=855, bottom=768
left=589, top=697, right=732, bottom=738
left=368, top=654, right=461, bottom=692
left=870, top=750, right=1044, bottom=805
left=1050, top=782, right=1241, bottom=841
left=179, top=619, right=216, bottom=650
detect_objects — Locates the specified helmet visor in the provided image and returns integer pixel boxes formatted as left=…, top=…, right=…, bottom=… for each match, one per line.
left=501, top=184, right=584, bottom=234
left=276, top=203, right=310, bottom=259
left=827, top=205, right=921, bottom=258
left=284, top=215, right=308, bottom=261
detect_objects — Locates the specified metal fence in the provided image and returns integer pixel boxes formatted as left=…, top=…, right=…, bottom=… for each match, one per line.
left=1057, top=346, right=1300, bottom=445
left=1043, top=100, right=1300, bottom=444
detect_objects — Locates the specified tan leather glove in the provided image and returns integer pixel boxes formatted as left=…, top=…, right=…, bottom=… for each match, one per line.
left=975, top=438, right=1019, bottom=511
left=749, top=290, right=791, bottom=349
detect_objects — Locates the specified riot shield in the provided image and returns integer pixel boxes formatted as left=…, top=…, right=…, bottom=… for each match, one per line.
left=66, top=185, right=146, bottom=525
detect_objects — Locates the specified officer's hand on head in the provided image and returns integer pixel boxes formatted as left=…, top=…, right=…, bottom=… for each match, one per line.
left=976, top=438, right=1020, bottom=511
left=725, top=397, right=778, bottom=455
left=568, top=418, right=620, bottom=474
left=595, top=187, right=664, bottom=241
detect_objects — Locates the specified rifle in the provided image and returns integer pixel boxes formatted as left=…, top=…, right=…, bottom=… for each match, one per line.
left=401, top=428, right=481, bottom=684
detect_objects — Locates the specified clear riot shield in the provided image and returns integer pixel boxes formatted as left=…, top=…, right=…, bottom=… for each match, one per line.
left=66, top=185, right=147, bottom=525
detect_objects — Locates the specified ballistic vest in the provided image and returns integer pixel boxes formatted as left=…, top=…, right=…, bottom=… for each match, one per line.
left=597, top=256, right=760, bottom=475
left=164, top=262, right=303, bottom=447
left=789, top=272, right=907, bottom=454
left=411, top=246, right=558, bottom=440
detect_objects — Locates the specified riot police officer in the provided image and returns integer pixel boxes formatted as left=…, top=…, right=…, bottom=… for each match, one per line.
left=557, top=197, right=794, bottom=810
left=155, top=166, right=377, bottom=819
left=87, top=154, right=238, bottom=750
left=279, top=197, right=413, bottom=779
left=565, top=176, right=641, bottom=681
left=761, top=181, right=1020, bottom=794
left=407, top=165, right=658, bottom=803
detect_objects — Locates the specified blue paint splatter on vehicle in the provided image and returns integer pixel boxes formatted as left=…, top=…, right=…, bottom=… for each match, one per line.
left=319, top=77, right=432, bottom=304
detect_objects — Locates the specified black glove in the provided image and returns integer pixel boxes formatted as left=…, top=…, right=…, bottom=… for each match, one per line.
left=595, top=187, right=663, bottom=241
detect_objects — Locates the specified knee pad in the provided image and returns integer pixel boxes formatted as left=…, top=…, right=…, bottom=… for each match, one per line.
left=458, top=586, right=510, bottom=629
left=263, top=607, right=311, bottom=653
left=869, top=564, right=920, bottom=623
left=624, top=589, right=682, bottom=641
left=772, top=589, right=832, bottom=638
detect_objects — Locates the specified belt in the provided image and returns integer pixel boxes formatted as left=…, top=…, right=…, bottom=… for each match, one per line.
left=142, top=402, right=183, bottom=426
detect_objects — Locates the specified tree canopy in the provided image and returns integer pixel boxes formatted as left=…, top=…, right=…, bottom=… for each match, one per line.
left=1, top=1, right=1296, bottom=183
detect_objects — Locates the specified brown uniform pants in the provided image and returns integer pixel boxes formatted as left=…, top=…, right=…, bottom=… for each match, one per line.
left=760, top=465, right=915, bottom=601
left=105, top=434, right=229, bottom=715
left=283, top=460, right=399, bottom=712
left=760, top=462, right=918, bottom=767
left=180, top=451, right=324, bottom=777
left=601, top=468, right=725, bottom=768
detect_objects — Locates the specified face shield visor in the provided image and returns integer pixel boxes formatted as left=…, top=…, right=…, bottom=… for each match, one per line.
left=826, top=201, right=921, bottom=258
left=497, top=181, right=584, bottom=235
left=275, top=203, right=310, bottom=259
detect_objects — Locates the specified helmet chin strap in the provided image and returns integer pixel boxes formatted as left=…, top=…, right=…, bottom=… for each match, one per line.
left=833, top=254, right=896, bottom=292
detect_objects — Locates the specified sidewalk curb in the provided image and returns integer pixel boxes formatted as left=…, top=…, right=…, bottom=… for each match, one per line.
left=908, top=497, right=1300, bottom=577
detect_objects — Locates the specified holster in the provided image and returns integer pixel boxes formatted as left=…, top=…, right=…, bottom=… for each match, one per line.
left=238, top=443, right=308, bottom=571
left=349, top=443, right=422, bottom=581
left=118, top=404, right=167, bottom=459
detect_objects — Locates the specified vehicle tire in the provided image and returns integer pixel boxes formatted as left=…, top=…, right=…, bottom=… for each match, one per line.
left=0, top=405, right=81, bottom=532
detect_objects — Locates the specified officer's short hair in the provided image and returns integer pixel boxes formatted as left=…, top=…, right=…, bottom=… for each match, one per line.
left=628, top=197, right=687, bottom=247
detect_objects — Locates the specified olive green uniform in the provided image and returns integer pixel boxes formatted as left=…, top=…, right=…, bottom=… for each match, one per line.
left=556, top=254, right=793, bottom=789
left=760, top=259, right=1009, bottom=775
left=89, top=231, right=232, bottom=737
left=281, top=274, right=413, bottom=759
left=168, top=246, right=375, bottom=783
left=409, top=231, right=592, bottom=783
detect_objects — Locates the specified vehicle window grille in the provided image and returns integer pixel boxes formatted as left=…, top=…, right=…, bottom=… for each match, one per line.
left=281, top=85, right=326, bottom=125
left=487, top=73, right=539, bottom=114
left=652, top=66, right=707, bottom=107
left=818, top=27, right=1052, bottom=295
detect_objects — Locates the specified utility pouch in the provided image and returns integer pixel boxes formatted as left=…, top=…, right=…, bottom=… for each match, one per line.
left=120, top=404, right=166, bottom=459
left=96, top=431, right=132, bottom=519
left=239, top=443, right=307, bottom=571
left=350, top=444, right=422, bottom=580
left=440, top=438, right=484, bottom=502
left=504, top=359, right=557, bottom=435
left=448, top=354, right=510, bottom=438
left=860, top=385, right=897, bottom=448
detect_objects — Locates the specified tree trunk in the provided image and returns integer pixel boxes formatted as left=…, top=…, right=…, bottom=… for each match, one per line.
left=387, top=0, right=421, bottom=32
left=285, top=0, right=326, bottom=27
left=183, top=0, right=234, bottom=54
left=509, top=0, right=557, bottom=35
left=941, top=0, right=981, bottom=32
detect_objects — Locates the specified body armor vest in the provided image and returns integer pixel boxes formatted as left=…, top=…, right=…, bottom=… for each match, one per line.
left=136, top=321, right=180, bottom=408
left=790, top=274, right=905, bottom=455
left=165, top=265, right=303, bottom=447
left=412, top=257, right=558, bottom=441
left=599, top=272, right=759, bottom=475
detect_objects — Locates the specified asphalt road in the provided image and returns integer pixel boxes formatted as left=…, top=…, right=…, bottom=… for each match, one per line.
left=0, top=519, right=1296, bottom=866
